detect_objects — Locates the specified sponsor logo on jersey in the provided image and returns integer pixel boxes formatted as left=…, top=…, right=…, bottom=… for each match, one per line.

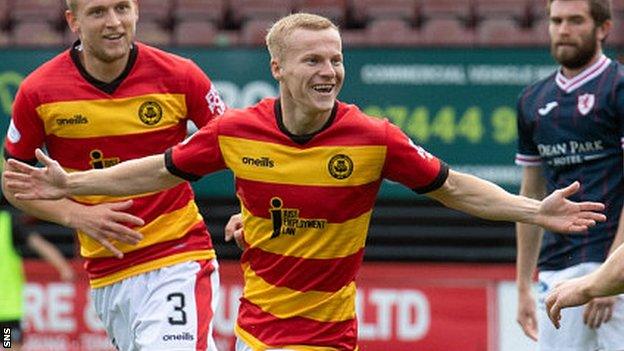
left=577, top=93, right=595, bottom=116
left=269, top=197, right=327, bottom=239
left=138, top=101, right=163, bottom=125
left=242, top=156, right=275, bottom=168
left=328, top=154, right=353, bottom=180
left=537, top=139, right=605, bottom=166
left=537, top=101, right=558, bottom=116
left=162, top=332, right=194, bottom=342
left=205, top=85, right=226, bottom=116
left=55, top=114, right=89, bottom=126
left=6, top=120, right=20, bottom=143
left=89, top=150, right=120, bottom=169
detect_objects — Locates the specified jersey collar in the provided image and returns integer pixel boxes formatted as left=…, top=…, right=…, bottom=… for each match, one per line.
left=274, top=99, right=338, bottom=145
left=70, top=40, right=138, bottom=95
left=555, top=54, right=611, bottom=93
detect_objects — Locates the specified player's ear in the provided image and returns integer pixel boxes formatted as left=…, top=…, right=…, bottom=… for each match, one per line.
left=596, top=19, right=612, bottom=43
left=271, top=59, right=282, bottom=80
left=65, top=10, right=79, bottom=33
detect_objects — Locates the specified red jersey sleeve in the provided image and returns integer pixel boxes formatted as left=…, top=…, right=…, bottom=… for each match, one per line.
left=165, top=117, right=226, bottom=181
left=4, top=83, right=45, bottom=163
left=184, top=60, right=226, bottom=129
left=382, top=121, right=449, bottom=194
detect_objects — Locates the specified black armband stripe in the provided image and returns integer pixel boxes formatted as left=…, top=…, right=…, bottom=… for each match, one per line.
left=164, top=149, right=201, bottom=182
left=412, top=161, right=449, bottom=194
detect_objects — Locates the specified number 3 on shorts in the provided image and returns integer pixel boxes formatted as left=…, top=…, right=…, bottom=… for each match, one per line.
left=167, top=292, right=187, bottom=325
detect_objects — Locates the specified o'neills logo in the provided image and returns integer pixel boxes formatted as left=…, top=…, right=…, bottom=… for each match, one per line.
left=55, top=114, right=88, bottom=126
left=162, top=332, right=194, bottom=342
left=242, top=156, right=274, bottom=168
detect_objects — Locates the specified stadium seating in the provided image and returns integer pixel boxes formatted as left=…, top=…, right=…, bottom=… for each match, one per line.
left=11, top=0, right=64, bottom=24
left=476, top=18, right=535, bottom=46
left=0, top=29, right=8, bottom=47
left=609, top=13, right=624, bottom=47
left=173, top=20, right=218, bottom=46
left=528, top=17, right=551, bottom=46
left=340, top=29, right=368, bottom=46
left=135, top=20, right=171, bottom=47
left=421, top=17, right=475, bottom=46
left=350, top=0, right=418, bottom=24
left=172, top=0, right=228, bottom=26
left=229, top=0, right=294, bottom=26
left=420, top=0, right=475, bottom=22
left=6, top=0, right=623, bottom=47
left=0, top=0, right=9, bottom=29
left=366, top=18, right=423, bottom=46
left=240, top=19, right=274, bottom=45
left=136, top=0, right=173, bottom=25
left=295, top=0, right=347, bottom=26
left=12, top=22, right=63, bottom=46
left=475, top=0, right=532, bottom=22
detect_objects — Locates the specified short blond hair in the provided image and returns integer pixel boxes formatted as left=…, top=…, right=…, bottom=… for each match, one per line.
left=266, top=13, right=338, bottom=61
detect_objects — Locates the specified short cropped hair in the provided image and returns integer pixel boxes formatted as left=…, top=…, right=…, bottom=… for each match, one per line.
left=547, top=0, right=612, bottom=25
left=266, top=13, right=338, bottom=61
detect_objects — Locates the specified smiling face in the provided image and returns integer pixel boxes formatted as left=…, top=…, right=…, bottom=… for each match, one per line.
left=548, top=0, right=609, bottom=69
left=66, top=0, right=138, bottom=64
left=271, top=27, right=344, bottom=118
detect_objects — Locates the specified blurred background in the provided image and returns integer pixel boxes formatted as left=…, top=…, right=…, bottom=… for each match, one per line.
left=1, top=0, right=622, bottom=350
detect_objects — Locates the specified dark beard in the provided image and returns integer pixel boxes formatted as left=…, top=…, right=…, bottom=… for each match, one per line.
left=550, top=30, right=598, bottom=69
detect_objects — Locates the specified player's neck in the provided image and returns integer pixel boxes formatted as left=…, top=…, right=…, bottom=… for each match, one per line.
left=280, top=99, right=332, bottom=136
left=560, top=50, right=603, bottom=79
left=79, top=51, right=129, bottom=83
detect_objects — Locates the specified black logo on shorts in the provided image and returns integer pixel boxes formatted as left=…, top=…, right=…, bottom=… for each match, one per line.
left=138, top=101, right=163, bottom=125
left=328, top=154, right=353, bottom=179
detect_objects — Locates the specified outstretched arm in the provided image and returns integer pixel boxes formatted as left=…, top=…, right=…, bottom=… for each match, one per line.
left=426, top=169, right=605, bottom=233
left=5, top=149, right=184, bottom=198
left=2, top=159, right=145, bottom=259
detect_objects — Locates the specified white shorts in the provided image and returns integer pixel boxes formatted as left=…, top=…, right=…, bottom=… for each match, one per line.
left=92, top=259, right=219, bottom=351
left=537, top=262, right=624, bottom=351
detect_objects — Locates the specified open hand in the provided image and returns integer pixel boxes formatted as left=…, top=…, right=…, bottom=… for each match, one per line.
left=537, top=182, right=606, bottom=233
left=5, top=149, right=69, bottom=200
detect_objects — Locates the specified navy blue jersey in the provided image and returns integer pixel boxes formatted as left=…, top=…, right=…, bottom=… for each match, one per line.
left=516, top=55, right=624, bottom=271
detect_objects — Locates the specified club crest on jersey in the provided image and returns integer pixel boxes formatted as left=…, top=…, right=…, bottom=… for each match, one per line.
left=328, top=154, right=353, bottom=180
left=577, top=93, right=595, bottom=116
left=138, top=101, right=163, bottom=125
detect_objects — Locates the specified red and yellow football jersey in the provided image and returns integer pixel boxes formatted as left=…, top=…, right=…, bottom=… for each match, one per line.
left=5, top=42, right=225, bottom=288
left=167, top=98, right=448, bottom=350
